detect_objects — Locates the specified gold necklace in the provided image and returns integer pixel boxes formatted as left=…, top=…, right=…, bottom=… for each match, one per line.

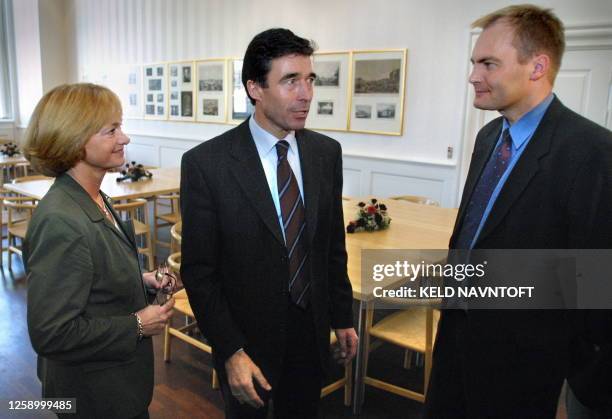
left=95, top=195, right=112, bottom=220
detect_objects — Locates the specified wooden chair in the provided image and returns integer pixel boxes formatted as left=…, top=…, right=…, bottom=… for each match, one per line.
left=363, top=298, right=440, bottom=403
left=164, top=252, right=219, bottom=390
left=153, top=193, right=180, bottom=255
left=0, top=189, right=29, bottom=260
left=112, top=199, right=154, bottom=270
left=389, top=195, right=440, bottom=207
left=3, top=197, right=37, bottom=270
left=170, top=221, right=182, bottom=254
left=320, top=332, right=353, bottom=406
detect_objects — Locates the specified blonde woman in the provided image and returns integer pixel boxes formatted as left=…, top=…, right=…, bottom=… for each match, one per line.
left=23, top=83, right=174, bottom=419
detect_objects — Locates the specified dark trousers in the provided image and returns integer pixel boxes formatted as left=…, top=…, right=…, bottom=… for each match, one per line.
left=220, top=304, right=323, bottom=419
left=423, top=310, right=566, bottom=419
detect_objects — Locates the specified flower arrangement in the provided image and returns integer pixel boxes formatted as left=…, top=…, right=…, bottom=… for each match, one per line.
left=0, top=142, right=20, bottom=157
left=346, top=198, right=391, bottom=233
left=116, top=161, right=153, bottom=183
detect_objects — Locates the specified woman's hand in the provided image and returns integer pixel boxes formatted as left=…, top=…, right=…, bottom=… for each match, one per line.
left=136, top=298, right=175, bottom=337
left=142, top=271, right=160, bottom=290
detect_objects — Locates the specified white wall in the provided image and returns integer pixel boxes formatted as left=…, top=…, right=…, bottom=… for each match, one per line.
left=39, top=0, right=72, bottom=91
left=12, top=0, right=43, bottom=128
left=14, top=0, right=612, bottom=205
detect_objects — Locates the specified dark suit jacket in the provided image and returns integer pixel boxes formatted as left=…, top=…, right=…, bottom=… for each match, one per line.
left=24, top=174, right=153, bottom=419
left=435, top=97, right=612, bottom=410
left=180, top=119, right=354, bottom=386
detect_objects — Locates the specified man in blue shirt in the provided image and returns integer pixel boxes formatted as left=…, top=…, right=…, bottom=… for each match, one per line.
left=424, top=5, right=612, bottom=418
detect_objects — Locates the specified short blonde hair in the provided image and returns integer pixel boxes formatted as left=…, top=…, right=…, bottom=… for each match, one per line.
left=22, top=83, right=122, bottom=177
left=472, top=4, right=565, bottom=82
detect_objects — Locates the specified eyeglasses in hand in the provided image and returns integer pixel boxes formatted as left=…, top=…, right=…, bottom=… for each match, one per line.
left=154, top=261, right=177, bottom=305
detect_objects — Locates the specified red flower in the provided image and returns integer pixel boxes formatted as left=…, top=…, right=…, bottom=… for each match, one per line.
left=367, top=206, right=377, bottom=214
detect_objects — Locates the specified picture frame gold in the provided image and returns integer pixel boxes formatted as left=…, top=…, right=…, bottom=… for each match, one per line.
left=195, top=58, right=228, bottom=124
left=227, top=58, right=254, bottom=125
left=348, top=49, right=407, bottom=136
left=306, top=51, right=351, bottom=132
left=167, top=60, right=196, bottom=122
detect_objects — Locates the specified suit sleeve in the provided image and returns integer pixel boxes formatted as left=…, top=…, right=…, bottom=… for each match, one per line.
left=327, top=143, right=354, bottom=329
left=180, top=151, right=247, bottom=362
left=567, top=136, right=612, bottom=343
left=26, top=213, right=138, bottom=363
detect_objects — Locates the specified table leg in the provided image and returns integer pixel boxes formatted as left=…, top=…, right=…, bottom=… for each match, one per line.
left=352, top=299, right=372, bottom=415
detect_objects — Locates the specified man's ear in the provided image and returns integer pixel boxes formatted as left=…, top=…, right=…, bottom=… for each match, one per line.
left=530, top=54, right=550, bottom=81
left=246, top=80, right=262, bottom=103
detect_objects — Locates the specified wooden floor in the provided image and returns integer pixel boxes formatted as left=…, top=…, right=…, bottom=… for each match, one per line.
left=0, top=252, right=567, bottom=419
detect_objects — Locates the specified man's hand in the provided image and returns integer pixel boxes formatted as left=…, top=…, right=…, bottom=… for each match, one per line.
left=333, top=328, right=359, bottom=365
left=225, top=350, right=272, bottom=408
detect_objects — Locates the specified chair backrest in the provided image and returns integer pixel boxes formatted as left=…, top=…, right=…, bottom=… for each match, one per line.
left=390, top=195, right=440, bottom=207
left=112, top=198, right=148, bottom=223
left=3, top=197, right=37, bottom=226
left=167, top=252, right=181, bottom=274
left=170, top=221, right=182, bottom=252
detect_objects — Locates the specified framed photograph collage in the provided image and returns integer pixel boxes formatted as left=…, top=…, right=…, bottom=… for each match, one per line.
left=168, top=61, right=195, bottom=121
left=103, top=48, right=407, bottom=135
left=349, top=50, right=407, bottom=135
left=143, top=63, right=168, bottom=120
left=307, top=52, right=350, bottom=132
left=196, top=59, right=226, bottom=123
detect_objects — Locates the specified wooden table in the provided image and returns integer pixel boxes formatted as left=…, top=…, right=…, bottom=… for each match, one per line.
left=342, top=198, right=457, bottom=413
left=3, top=167, right=180, bottom=200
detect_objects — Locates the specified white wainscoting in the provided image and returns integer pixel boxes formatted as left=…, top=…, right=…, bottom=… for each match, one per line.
left=125, top=133, right=459, bottom=207
left=342, top=155, right=457, bottom=207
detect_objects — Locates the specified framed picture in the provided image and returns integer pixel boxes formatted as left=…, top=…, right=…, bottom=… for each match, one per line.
left=306, top=52, right=350, bottom=132
left=195, top=59, right=227, bottom=123
left=169, top=61, right=195, bottom=120
left=349, top=49, right=407, bottom=135
left=228, top=59, right=254, bottom=124
left=143, top=63, right=168, bottom=120
left=167, top=61, right=195, bottom=121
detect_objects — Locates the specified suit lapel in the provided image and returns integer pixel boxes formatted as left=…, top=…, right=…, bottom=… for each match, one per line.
left=476, top=97, right=562, bottom=244
left=100, top=192, right=137, bottom=249
left=229, top=120, right=285, bottom=246
left=296, top=130, right=321, bottom=247
left=55, top=174, right=136, bottom=250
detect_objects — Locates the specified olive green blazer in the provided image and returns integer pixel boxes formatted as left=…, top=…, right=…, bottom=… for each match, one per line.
left=24, top=173, right=153, bottom=419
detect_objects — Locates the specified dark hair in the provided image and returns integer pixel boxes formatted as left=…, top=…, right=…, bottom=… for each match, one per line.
left=242, top=28, right=315, bottom=105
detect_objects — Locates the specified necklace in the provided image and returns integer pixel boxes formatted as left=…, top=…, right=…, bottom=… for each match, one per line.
left=95, top=195, right=112, bottom=220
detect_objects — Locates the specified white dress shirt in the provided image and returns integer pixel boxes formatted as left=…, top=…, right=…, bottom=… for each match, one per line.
left=249, top=114, right=304, bottom=243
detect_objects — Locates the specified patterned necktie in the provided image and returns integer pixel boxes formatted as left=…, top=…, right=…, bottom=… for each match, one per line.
left=276, top=140, right=310, bottom=308
left=455, top=129, right=514, bottom=249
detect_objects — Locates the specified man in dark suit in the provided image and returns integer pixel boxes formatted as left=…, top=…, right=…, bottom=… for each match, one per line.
left=423, top=5, right=612, bottom=418
left=180, top=28, right=358, bottom=419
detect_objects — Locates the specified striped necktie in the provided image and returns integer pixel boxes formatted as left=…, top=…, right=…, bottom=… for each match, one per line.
left=455, top=129, right=514, bottom=249
left=276, top=140, right=310, bottom=308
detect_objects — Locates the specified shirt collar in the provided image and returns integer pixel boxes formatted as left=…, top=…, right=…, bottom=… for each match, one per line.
left=249, top=113, right=297, bottom=157
left=502, top=93, right=554, bottom=150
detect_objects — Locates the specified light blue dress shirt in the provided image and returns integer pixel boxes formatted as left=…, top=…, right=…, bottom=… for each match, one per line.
left=249, top=114, right=304, bottom=243
left=469, top=94, right=555, bottom=248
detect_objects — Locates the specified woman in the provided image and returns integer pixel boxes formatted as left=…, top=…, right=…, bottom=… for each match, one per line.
left=23, top=83, right=175, bottom=419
